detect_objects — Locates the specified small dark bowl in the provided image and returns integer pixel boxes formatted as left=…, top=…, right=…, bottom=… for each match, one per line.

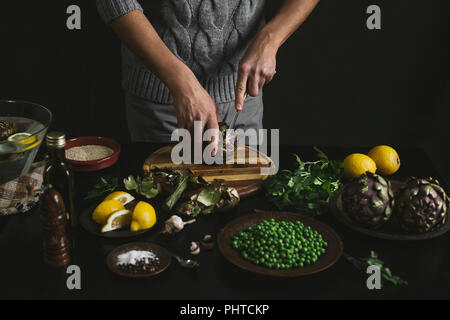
left=65, top=136, right=120, bottom=172
left=106, top=242, right=171, bottom=278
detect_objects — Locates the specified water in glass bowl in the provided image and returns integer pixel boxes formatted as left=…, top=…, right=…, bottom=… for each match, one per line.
left=0, top=116, right=46, bottom=184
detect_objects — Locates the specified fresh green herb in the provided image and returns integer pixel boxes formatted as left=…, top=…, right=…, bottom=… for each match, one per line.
left=360, top=251, right=408, bottom=287
left=263, top=147, right=343, bottom=215
left=124, top=174, right=159, bottom=199
left=84, top=177, right=119, bottom=200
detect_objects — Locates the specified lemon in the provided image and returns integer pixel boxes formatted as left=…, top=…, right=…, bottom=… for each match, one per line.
left=342, top=153, right=377, bottom=180
left=130, top=201, right=157, bottom=232
left=101, top=209, right=132, bottom=232
left=103, top=191, right=135, bottom=205
left=7, top=132, right=40, bottom=153
left=92, top=199, right=125, bottom=224
left=368, top=145, right=400, bottom=176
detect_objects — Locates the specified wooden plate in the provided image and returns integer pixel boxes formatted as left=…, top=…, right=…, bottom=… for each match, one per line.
left=79, top=204, right=151, bottom=238
left=217, top=211, right=343, bottom=277
left=106, top=242, right=171, bottom=278
left=142, top=145, right=276, bottom=198
left=330, top=180, right=450, bottom=241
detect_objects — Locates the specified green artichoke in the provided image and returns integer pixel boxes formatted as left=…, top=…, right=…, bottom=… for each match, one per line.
left=341, top=172, right=395, bottom=228
left=396, top=177, right=448, bottom=233
left=0, top=120, right=16, bottom=141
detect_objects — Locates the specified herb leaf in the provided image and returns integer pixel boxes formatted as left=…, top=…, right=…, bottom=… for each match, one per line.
left=84, top=177, right=119, bottom=200
left=263, top=148, right=343, bottom=215
left=360, top=251, right=408, bottom=287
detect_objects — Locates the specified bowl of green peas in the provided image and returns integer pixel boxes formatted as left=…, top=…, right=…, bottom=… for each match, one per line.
left=218, top=211, right=343, bottom=277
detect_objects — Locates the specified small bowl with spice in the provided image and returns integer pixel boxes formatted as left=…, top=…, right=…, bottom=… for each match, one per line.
left=64, top=136, right=120, bottom=172
left=106, top=242, right=171, bottom=278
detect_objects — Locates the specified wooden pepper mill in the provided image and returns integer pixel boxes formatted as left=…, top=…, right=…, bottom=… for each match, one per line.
left=40, top=188, right=71, bottom=267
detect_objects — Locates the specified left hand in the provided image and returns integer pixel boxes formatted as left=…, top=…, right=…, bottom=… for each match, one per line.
left=235, top=32, right=278, bottom=111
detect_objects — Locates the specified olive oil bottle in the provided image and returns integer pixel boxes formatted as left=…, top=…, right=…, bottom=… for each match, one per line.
left=44, top=132, right=76, bottom=229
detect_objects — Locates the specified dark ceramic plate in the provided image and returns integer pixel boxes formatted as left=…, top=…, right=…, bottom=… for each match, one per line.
left=330, top=180, right=450, bottom=241
left=79, top=204, right=150, bottom=238
left=217, top=211, right=343, bottom=277
left=106, top=242, right=171, bottom=278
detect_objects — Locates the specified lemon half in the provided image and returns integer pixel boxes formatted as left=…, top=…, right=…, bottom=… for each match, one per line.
left=101, top=209, right=132, bottom=232
left=103, top=191, right=135, bottom=205
left=130, top=201, right=157, bottom=232
left=92, top=199, right=125, bottom=224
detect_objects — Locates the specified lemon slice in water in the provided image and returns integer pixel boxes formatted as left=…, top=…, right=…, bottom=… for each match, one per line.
left=7, top=132, right=40, bottom=153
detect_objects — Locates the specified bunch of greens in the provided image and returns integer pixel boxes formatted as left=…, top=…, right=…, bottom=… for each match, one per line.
left=124, top=174, right=159, bottom=199
left=263, top=147, right=343, bottom=215
left=84, top=177, right=120, bottom=200
left=360, top=251, right=408, bottom=287
left=124, top=168, right=240, bottom=216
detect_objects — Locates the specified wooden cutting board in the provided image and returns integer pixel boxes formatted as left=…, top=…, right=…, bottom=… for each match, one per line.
left=142, top=145, right=276, bottom=198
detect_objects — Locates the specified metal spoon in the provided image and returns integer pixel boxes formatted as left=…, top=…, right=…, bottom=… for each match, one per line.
left=169, top=252, right=199, bottom=268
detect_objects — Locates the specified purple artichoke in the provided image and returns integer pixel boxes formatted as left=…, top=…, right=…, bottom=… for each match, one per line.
left=341, top=172, right=395, bottom=228
left=396, top=177, right=448, bottom=233
left=0, top=120, right=16, bottom=141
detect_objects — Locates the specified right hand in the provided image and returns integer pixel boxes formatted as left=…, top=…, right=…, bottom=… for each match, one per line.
left=171, top=75, right=221, bottom=156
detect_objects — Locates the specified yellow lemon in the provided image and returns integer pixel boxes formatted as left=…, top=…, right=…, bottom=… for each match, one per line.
left=103, top=191, right=135, bottom=205
left=342, top=153, right=377, bottom=180
left=368, top=145, right=400, bottom=176
left=7, top=132, right=40, bottom=153
left=101, top=209, right=132, bottom=232
left=130, top=201, right=157, bottom=232
left=92, top=199, right=125, bottom=224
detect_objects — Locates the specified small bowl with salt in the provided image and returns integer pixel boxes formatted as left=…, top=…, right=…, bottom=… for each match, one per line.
left=65, top=136, right=120, bottom=172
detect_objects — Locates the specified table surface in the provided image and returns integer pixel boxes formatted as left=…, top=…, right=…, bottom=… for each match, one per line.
left=1, top=144, right=449, bottom=300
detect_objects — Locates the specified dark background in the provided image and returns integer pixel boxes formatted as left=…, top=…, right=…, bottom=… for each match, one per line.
left=0, top=0, right=449, bottom=181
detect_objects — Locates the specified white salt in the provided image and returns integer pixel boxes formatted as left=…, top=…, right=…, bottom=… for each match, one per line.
left=116, top=250, right=157, bottom=266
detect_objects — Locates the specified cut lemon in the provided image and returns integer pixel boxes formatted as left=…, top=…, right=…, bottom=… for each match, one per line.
left=92, top=199, right=125, bottom=224
left=130, top=201, right=157, bottom=232
left=103, top=191, right=135, bottom=205
left=101, top=209, right=132, bottom=232
left=7, top=132, right=40, bottom=153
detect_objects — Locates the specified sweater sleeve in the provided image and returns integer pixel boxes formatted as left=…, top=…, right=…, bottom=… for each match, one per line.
left=96, top=0, right=143, bottom=24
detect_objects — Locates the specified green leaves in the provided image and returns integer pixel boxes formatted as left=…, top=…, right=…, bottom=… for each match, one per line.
left=84, top=177, right=119, bottom=201
left=263, top=148, right=343, bottom=216
left=124, top=174, right=159, bottom=199
left=360, top=251, right=408, bottom=287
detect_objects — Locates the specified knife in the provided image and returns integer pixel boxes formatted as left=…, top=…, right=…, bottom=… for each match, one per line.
left=228, top=93, right=247, bottom=133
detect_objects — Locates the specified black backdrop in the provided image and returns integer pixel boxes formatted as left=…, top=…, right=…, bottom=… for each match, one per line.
left=1, top=1, right=449, bottom=181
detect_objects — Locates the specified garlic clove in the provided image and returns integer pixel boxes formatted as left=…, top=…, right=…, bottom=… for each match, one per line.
left=200, top=234, right=214, bottom=249
left=190, top=241, right=200, bottom=255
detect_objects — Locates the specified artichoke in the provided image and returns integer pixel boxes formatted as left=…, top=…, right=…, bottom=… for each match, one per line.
left=396, top=177, right=448, bottom=233
left=0, top=120, right=16, bottom=141
left=341, top=172, right=395, bottom=228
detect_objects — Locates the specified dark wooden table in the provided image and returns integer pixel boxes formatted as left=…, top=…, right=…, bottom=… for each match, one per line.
left=1, top=144, right=449, bottom=299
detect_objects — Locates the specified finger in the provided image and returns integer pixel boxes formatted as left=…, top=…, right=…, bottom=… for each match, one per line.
left=206, top=115, right=220, bottom=157
left=265, top=74, right=274, bottom=83
left=235, top=65, right=249, bottom=111
left=258, top=76, right=266, bottom=90
left=192, top=117, right=205, bottom=164
left=248, top=73, right=260, bottom=97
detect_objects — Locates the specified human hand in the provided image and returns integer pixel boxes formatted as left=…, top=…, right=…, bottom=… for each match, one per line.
left=171, top=72, right=221, bottom=156
left=235, top=32, right=278, bottom=111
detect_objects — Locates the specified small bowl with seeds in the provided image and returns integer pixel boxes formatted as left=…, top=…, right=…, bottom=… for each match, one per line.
left=106, top=242, right=172, bottom=278
left=64, top=136, right=120, bottom=172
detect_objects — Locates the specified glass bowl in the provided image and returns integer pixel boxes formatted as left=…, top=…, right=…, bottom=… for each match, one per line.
left=0, top=100, right=52, bottom=185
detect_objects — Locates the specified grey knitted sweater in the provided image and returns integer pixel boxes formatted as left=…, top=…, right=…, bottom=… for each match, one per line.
left=96, top=0, right=266, bottom=104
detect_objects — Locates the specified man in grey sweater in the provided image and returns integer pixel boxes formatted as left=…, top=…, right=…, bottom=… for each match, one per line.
left=96, top=0, right=319, bottom=154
